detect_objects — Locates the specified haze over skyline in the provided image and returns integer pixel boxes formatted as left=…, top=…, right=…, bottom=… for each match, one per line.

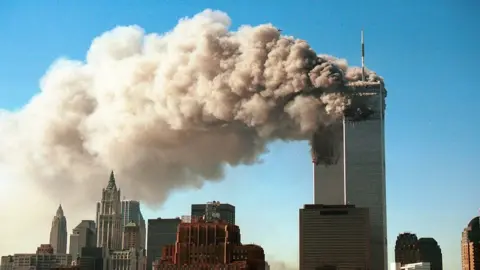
left=0, top=1, right=479, bottom=270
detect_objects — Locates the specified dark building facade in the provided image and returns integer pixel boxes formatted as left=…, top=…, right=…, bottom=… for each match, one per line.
left=395, top=233, right=420, bottom=265
left=462, top=216, right=480, bottom=270
left=191, top=202, right=236, bottom=224
left=78, top=247, right=109, bottom=270
left=394, top=232, right=443, bottom=270
left=417, top=237, right=443, bottom=270
left=299, top=204, right=371, bottom=270
left=153, top=218, right=265, bottom=269
left=147, top=218, right=182, bottom=269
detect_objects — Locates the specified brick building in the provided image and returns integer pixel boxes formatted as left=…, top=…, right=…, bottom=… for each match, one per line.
left=153, top=216, right=265, bottom=269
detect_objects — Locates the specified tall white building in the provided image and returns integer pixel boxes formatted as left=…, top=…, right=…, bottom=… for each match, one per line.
left=121, top=200, right=146, bottom=248
left=312, top=82, right=387, bottom=270
left=49, top=204, right=68, bottom=254
left=96, top=171, right=122, bottom=250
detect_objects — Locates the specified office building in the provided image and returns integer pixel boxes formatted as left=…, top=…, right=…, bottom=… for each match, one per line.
left=462, top=216, right=480, bottom=270
left=96, top=171, right=122, bottom=250
left=417, top=238, right=442, bottom=270
left=78, top=247, right=109, bottom=270
left=147, top=218, right=181, bottom=269
left=0, top=256, right=13, bottom=270
left=312, top=81, right=387, bottom=270
left=153, top=216, right=265, bottom=269
left=121, top=200, right=146, bottom=248
left=191, top=201, right=235, bottom=224
left=49, top=204, right=68, bottom=254
left=0, top=244, right=72, bottom=270
left=122, top=221, right=141, bottom=249
left=393, top=232, right=442, bottom=270
left=395, top=233, right=420, bottom=265
left=299, top=204, right=370, bottom=270
left=69, top=220, right=96, bottom=257
left=110, top=248, right=146, bottom=270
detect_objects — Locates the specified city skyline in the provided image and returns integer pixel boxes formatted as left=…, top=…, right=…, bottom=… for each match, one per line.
left=0, top=1, right=479, bottom=270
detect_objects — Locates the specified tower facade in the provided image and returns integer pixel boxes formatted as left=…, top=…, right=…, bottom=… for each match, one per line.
left=417, top=238, right=442, bottom=270
left=123, top=221, right=141, bottom=249
left=96, top=171, right=122, bottom=250
left=147, top=218, right=181, bottom=270
left=312, top=82, right=387, bottom=270
left=69, top=220, right=96, bottom=257
left=461, top=216, right=480, bottom=270
left=49, top=204, right=68, bottom=254
left=299, top=204, right=371, bottom=270
left=395, top=233, right=420, bottom=266
left=121, top=200, right=146, bottom=248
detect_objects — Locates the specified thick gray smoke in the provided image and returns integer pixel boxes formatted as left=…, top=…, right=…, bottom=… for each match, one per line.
left=0, top=9, right=383, bottom=205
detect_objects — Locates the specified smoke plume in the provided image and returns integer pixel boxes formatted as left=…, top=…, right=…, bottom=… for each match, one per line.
left=0, top=9, right=383, bottom=207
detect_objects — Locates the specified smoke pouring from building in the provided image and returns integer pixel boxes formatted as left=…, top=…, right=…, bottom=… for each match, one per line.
left=0, top=9, right=384, bottom=207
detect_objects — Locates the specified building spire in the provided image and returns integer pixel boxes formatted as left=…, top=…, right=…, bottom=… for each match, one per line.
left=106, top=170, right=117, bottom=190
left=56, top=204, right=64, bottom=216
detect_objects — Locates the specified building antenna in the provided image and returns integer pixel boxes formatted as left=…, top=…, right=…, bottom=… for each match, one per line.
left=361, top=29, right=366, bottom=81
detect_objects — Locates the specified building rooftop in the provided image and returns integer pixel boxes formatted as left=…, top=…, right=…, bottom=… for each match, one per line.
left=303, top=204, right=357, bottom=209
left=125, top=221, right=138, bottom=227
left=468, top=216, right=479, bottom=229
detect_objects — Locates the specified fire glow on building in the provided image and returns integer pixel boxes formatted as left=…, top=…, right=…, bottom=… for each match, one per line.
left=153, top=202, right=266, bottom=269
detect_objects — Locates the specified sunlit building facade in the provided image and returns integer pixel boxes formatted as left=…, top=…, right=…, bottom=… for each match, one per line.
left=462, top=216, right=480, bottom=270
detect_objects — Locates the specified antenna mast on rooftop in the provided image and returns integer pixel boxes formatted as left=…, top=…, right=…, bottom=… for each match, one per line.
left=361, top=29, right=365, bottom=81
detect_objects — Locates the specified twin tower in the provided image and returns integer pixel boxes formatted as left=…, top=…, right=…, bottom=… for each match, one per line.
left=302, top=80, right=387, bottom=270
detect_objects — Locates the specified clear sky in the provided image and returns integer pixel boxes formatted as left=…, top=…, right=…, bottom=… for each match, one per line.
left=0, top=1, right=478, bottom=269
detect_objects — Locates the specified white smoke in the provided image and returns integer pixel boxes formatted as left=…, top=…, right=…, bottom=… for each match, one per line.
left=0, top=9, right=383, bottom=255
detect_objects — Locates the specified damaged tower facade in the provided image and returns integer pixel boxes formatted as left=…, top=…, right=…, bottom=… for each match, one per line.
left=311, top=81, right=387, bottom=270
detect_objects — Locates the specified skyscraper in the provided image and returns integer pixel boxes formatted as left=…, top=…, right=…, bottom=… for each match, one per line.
left=147, top=218, right=181, bottom=270
left=461, top=216, right=480, bottom=270
left=416, top=238, right=442, bottom=270
left=69, top=220, right=96, bottom=257
left=394, top=232, right=443, bottom=270
left=122, top=221, right=141, bottom=249
left=299, top=204, right=371, bottom=270
left=312, top=81, right=387, bottom=270
left=49, top=204, right=68, bottom=254
left=395, top=233, right=420, bottom=266
left=121, top=200, right=146, bottom=248
left=96, top=171, right=122, bottom=250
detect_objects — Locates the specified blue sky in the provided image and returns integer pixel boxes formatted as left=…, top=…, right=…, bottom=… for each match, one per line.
left=0, top=0, right=478, bottom=269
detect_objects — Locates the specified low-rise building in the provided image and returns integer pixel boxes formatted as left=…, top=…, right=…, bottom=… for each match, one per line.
left=1, top=244, right=72, bottom=270
left=392, top=262, right=432, bottom=270
left=110, top=248, right=146, bottom=270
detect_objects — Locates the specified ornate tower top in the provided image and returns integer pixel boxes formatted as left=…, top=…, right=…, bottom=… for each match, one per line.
left=56, top=204, right=64, bottom=217
left=106, top=170, right=117, bottom=190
